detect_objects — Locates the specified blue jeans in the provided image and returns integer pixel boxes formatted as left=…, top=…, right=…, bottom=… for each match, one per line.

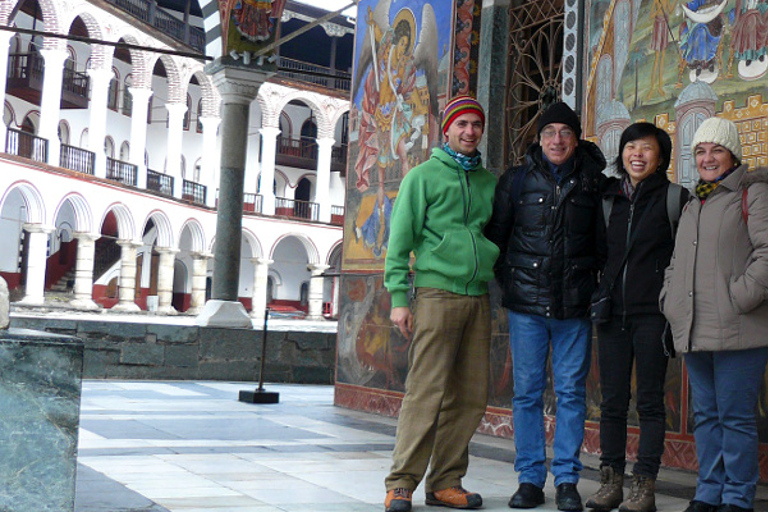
left=508, top=311, right=592, bottom=487
left=685, top=348, right=768, bottom=509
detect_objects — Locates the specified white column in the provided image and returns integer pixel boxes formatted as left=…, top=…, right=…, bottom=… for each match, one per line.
left=315, top=136, right=334, bottom=223
left=250, top=257, right=272, bottom=323
left=111, top=240, right=141, bottom=312
left=19, top=225, right=54, bottom=305
left=39, top=49, right=68, bottom=166
left=259, top=126, right=280, bottom=215
left=129, top=86, right=153, bottom=189
left=87, top=68, right=113, bottom=179
left=156, top=247, right=178, bottom=315
left=0, top=32, right=14, bottom=146
left=306, top=263, right=330, bottom=320
left=187, top=252, right=211, bottom=315
left=69, top=232, right=99, bottom=310
left=199, top=116, right=221, bottom=207
left=165, top=102, right=187, bottom=198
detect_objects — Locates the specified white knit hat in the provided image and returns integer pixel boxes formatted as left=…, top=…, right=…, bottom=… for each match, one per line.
left=691, top=117, right=743, bottom=163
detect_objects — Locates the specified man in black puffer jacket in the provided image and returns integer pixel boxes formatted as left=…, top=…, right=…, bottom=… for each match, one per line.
left=486, top=102, right=605, bottom=512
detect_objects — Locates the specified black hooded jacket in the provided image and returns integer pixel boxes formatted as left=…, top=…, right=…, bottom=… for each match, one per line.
left=597, top=171, right=690, bottom=318
left=486, top=141, right=606, bottom=319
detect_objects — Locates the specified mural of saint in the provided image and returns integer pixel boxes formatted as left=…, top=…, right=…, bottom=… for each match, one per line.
left=227, top=0, right=286, bottom=52
left=677, top=0, right=728, bottom=84
left=349, top=0, right=443, bottom=260
left=729, top=0, right=768, bottom=79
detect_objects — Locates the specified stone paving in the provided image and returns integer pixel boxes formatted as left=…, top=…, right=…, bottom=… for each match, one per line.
left=72, top=380, right=768, bottom=512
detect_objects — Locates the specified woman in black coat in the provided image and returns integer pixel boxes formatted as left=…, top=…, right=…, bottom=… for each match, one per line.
left=586, top=122, right=689, bottom=512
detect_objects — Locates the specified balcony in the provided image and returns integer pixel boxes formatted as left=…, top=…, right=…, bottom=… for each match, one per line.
left=147, top=169, right=174, bottom=196
left=276, top=57, right=351, bottom=92
left=331, top=144, right=347, bottom=173
left=276, top=135, right=317, bottom=170
left=106, top=157, right=138, bottom=186
left=60, top=144, right=95, bottom=175
left=275, top=197, right=318, bottom=221
left=330, top=205, right=344, bottom=226
left=6, top=128, right=47, bottom=163
left=7, top=53, right=89, bottom=109
left=103, top=0, right=205, bottom=52
left=182, top=179, right=206, bottom=205
left=244, top=193, right=262, bottom=213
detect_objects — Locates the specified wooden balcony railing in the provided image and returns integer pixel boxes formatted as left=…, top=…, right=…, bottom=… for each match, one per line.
left=275, top=197, right=319, bottom=221
left=276, top=57, right=351, bottom=92
left=244, top=193, right=262, bottom=213
left=106, top=157, right=138, bottom=186
left=275, top=135, right=318, bottom=170
left=146, top=169, right=174, bottom=196
left=60, top=144, right=95, bottom=175
left=330, top=205, right=344, bottom=226
left=6, top=128, right=47, bottom=163
left=103, top=0, right=205, bottom=51
left=182, top=179, right=206, bottom=205
left=7, top=53, right=88, bottom=109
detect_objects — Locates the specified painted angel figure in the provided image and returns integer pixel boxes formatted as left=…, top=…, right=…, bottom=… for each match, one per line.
left=352, top=0, right=440, bottom=258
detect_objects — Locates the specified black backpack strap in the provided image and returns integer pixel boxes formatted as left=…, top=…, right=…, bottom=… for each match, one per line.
left=666, top=183, right=685, bottom=237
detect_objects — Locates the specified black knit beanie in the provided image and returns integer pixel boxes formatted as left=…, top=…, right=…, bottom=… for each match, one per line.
left=537, top=102, right=582, bottom=138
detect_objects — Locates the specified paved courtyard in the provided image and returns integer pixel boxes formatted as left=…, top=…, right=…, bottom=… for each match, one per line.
left=74, top=381, right=768, bottom=512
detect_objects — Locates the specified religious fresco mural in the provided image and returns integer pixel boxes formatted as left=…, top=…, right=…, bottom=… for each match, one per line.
left=584, top=0, right=768, bottom=467
left=218, top=0, right=286, bottom=55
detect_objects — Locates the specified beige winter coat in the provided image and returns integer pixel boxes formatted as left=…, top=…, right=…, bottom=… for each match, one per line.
left=660, top=165, right=768, bottom=353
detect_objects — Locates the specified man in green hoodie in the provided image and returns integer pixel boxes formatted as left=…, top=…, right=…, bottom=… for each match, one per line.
left=382, top=96, right=499, bottom=512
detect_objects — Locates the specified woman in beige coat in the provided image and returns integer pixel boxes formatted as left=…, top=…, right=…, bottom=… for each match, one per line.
left=660, top=117, right=768, bottom=512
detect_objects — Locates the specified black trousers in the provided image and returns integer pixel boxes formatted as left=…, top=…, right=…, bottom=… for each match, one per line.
left=596, top=313, right=668, bottom=477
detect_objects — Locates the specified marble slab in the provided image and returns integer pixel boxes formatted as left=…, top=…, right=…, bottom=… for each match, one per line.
left=0, top=328, right=84, bottom=512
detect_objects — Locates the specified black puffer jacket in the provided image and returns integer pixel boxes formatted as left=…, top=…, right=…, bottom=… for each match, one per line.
left=486, top=141, right=606, bottom=319
left=598, top=171, right=690, bottom=319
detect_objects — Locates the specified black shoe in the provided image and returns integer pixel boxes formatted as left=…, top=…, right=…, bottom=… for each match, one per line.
left=683, top=501, right=719, bottom=512
left=716, top=505, right=753, bottom=512
left=509, top=483, right=545, bottom=509
left=556, top=483, right=583, bottom=511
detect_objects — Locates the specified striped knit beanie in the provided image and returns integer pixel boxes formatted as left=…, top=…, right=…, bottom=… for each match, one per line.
left=441, top=96, right=485, bottom=134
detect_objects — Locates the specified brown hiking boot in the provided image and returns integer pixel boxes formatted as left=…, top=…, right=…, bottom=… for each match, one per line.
left=425, top=486, right=482, bottom=509
left=586, top=466, right=624, bottom=511
left=385, top=488, right=413, bottom=512
left=618, top=474, right=656, bottom=512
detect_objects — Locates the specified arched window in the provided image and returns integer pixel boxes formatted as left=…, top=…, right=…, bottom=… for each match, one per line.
left=107, top=69, right=119, bottom=111
left=120, top=141, right=130, bottom=161
left=122, top=74, right=133, bottom=116
left=196, top=98, right=203, bottom=133
left=183, top=94, right=191, bottom=130
left=104, top=136, right=115, bottom=158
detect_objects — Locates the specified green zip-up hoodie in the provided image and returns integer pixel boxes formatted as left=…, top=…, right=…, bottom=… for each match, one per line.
left=384, top=147, right=500, bottom=308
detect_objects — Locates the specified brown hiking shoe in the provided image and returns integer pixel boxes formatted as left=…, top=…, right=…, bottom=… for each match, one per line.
left=425, top=486, right=482, bottom=509
left=618, top=475, right=656, bottom=512
left=385, top=488, right=413, bottom=512
left=586, top=466, right=624, bottom=510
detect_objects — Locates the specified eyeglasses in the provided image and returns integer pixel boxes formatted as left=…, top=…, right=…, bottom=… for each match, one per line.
left=541, top=128, right=575, bottom=140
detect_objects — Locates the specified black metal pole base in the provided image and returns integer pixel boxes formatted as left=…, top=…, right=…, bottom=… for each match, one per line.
left=239, top=389, right=280, bottom=404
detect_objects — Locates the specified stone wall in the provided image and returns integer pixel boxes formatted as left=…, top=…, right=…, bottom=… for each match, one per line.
left=9, top=316, right=336, bottom=384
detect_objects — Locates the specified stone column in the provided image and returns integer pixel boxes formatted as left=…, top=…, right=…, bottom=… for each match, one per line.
left=69, top=232, right=99, bottom=310
left=315, top=136, right=334, bottom=223
left=249, top=257, right=272, bottom=323
left=306, top=263, right=330, bottom=321
left=198, top=116, right=221, bottom=207
left=0, top=32, right=14, bottom=145
left=156, top=247, right=178, bottom=315
left=128, top=86, right=153, bottom=189
left=196, top=64, right=270, bottom=328
left=165, top=102, right=187, bottom=198
left=87, top=68, right=114, bottom=179
left=18, top=225, right=54, bottom=305
left=476, top=0, right=511, bottom=172
left=187, top=252, right=211, bottom=315
left=111, top=240, right=141, bottom=312
left=39, top=49, right=68, bottom=166
left=258, top=126, right=280, bottom=215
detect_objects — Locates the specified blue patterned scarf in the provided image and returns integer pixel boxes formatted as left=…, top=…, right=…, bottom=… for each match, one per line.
left=443, top=143, right=482, bottom=171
